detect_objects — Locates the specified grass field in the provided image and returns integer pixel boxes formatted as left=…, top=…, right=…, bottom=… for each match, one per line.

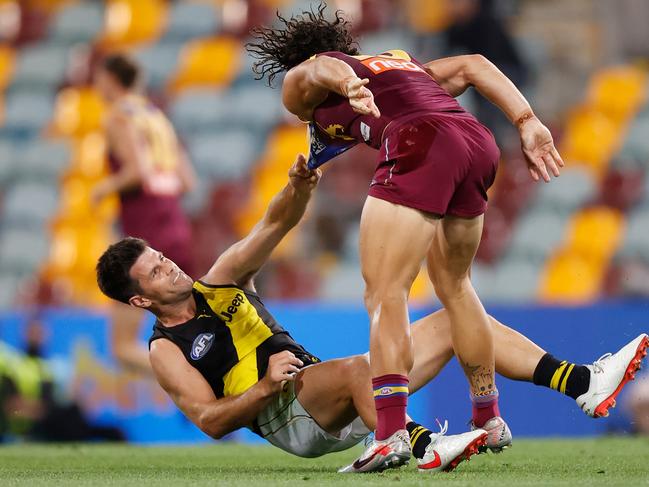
left=1, top=438, right=648, bottom=486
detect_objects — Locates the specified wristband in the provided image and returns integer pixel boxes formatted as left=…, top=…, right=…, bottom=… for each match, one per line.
left=515, top=110, right=535, bottom=129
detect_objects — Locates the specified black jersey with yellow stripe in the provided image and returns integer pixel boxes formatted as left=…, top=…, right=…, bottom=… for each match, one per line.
left=148, top=281, right=320, bottom=398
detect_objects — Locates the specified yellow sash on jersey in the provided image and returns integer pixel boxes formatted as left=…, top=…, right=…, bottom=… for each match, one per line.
left=193, top=282, right=273, bottom=397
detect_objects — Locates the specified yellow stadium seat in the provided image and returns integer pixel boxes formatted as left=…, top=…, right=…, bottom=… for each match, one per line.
left=101, top=0, right=168, bottom=48
left=0, top=44, right=15, bottom=91
left=169, top=36, right=241, bottom=92
left=567, top=206, right=625, bottom=260
left=588, top=66, right=647, bottom=123
left=236, top=124, right=308, bottom=256
left=559, top=106, right=619, bottom=176
left=50, top=88, right=105, bottom=138
left=539, top=249, right=605, bottom=304
left=539, top=206, right=626, bottom=303
left=406, top=0, right=450, bottom=33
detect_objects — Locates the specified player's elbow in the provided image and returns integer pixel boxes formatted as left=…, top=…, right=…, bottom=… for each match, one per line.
left=464, top=54, right=494, bottom=81
left=198, top=415, right=226, bottom=440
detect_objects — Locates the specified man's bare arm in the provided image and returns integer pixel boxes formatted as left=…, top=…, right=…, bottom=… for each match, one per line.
left=425, top=54, right=564, bottom=182
left=150, top=340, right=302, bottom=439
left=283, top=56, right=380, bottom=121
left=200, top=153, right=320, bottom=287
left=91, top=113, right=146, bottom=204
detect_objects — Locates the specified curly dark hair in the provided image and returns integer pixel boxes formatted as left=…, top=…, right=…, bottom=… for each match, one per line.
left=96, top=237, right=147, bottom=304
left=246, top=1, right=359, bottom=86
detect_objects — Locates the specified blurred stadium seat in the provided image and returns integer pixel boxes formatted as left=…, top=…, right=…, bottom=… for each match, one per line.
left=169, top=36, right=241, bottom=92
left=101, top=0, right=168, bottom=48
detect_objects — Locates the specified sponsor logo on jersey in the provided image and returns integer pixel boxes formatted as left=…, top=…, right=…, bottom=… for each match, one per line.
left=361, top=57, right=425, bottom=75
left=190, top=333, right=215, bottom=360
left=360, top=122, right=371, bottom=142
left=220, top=293, right=245, bottom=323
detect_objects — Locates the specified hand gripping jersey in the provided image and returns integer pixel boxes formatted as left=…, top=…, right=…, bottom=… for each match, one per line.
left=149, top=281, right=319, bottom=403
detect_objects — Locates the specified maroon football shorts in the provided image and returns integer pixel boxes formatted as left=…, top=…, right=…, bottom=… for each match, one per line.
left=368, top=112, right=500, bottom=218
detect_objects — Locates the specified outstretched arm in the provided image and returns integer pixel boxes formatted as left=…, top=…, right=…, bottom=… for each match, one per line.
left=424, top=54, right=564, bottom=182
left=201, top=154, right=320, bottom=288
left=282, top=56, right=380, bottom=121
left=150, top=339, right=303, bottom=439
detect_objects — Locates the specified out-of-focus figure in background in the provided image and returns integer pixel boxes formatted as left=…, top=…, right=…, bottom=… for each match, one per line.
left=91, top=54, right=196, bottom=374
left=627, top=373, right=649, bottom=434
left=443, top=0, right=528, bottom=142
left=0, top=315, right=124, bottom=442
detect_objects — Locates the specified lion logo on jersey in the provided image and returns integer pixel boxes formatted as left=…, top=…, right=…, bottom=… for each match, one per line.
left=325, top=124, right=355, bottom=141
left=190, top=333, right=215, bottom=360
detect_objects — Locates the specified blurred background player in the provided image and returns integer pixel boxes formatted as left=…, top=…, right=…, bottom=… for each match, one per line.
left=91, top=54, right=196, bottom=373
left=247, top=3, right=563, bottom=470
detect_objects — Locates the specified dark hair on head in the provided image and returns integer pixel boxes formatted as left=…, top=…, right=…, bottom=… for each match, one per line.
left=101, top=53, right=140, bottom=89
left=246, top=1, right=359, bottom=86
left=96, top=237, right=147, bottom=304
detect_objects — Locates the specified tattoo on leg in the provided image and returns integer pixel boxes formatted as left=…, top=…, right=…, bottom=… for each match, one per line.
left=460, top=360, right=496, bottom=395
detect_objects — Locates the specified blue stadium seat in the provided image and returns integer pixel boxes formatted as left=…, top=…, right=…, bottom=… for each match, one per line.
left=133, top=42, right=182, bottom=90
left=225, top=85, right=283, bottom=129
left=11, top=44, right=68, bottom=88
left=1, top=182, right=59, bottom=228
left=186, top=129, right=260, bottom=180
left=320, top=263, right=364, bottom=302
left=0, top=139, right=14, bottom=187
left=49, top=1, right=105, bottom=44
left=618, top=206, right=649, bottom=262
left=533, top=167, right=596, bottom=213
left=3, top=90, right=54, bottom=135
left=13, top=139, right=71, bottom=181
left=0, top=273, right=24, bottom=309
left=618, top=115, right=649, bottom=166
left=359, top=30, right=416, bottom=56
left=164, top=1, right=219, bottom=41
left=169, top=90, right=228, bottom=135
left=481, top=256, right=541, bottom=302
left=507, top=209, right=569, bottom=262
left=0, top=227, right=50, bottom=274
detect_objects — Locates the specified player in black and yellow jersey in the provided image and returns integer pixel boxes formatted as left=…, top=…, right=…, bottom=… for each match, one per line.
left=96, top=154, right=647, bottom=473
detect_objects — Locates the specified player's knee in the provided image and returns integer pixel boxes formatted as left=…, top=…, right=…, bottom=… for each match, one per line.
left=363, top=284, right=408, bottom=312
left=434, top=275, right=473, bottom=305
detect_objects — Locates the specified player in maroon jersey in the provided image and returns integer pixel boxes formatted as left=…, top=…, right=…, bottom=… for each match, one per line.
left=91, top=54, right=196, bottom=374
left=247, top=4, right=564, bottom=471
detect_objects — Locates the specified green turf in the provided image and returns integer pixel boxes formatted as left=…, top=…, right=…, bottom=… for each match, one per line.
left=1, top=438, right=648, bottom=486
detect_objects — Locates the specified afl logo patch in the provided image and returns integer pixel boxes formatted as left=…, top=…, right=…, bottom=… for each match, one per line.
left=190, top=333, right=215, bottom=360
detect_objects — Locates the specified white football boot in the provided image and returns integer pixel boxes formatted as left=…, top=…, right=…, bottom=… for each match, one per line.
left=417, top=421, right=488, bottom=473
left=470, top=416, right=512, bottom=453
left=338, top=429, right=411, bottom=473
left=576, top=333, right=648, bottom=418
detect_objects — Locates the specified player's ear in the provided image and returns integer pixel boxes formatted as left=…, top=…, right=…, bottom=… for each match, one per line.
left=129, top=294, right=152, bottom=309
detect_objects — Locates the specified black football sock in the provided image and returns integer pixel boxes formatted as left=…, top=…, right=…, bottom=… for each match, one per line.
left=406, top=421, right=432, bottom=459
left=532, top=353, right=591, bottom=399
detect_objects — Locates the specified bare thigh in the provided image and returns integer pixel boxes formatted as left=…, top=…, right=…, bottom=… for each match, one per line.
left=294, top=356, right=372, bottom=434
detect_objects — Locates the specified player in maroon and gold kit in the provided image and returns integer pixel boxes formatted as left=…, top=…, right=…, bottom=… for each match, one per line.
left=92, top=54, right=196, bottom=374
left=247, top=4, right=564, bottom=471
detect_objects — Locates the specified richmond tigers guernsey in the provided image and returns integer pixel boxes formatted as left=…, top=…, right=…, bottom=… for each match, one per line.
left=149, top=281, right=319, bottom=401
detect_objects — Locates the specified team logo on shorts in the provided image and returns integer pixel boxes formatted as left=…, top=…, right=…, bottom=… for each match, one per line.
left=361, top=57, right=425, bottom=75
left=190, top=333, right=215, bottom=360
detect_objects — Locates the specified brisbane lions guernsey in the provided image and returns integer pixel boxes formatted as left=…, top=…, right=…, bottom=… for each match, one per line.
left=149, top=281, right=319, bottom=399
left=308, top=50, right=471, bottom=162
